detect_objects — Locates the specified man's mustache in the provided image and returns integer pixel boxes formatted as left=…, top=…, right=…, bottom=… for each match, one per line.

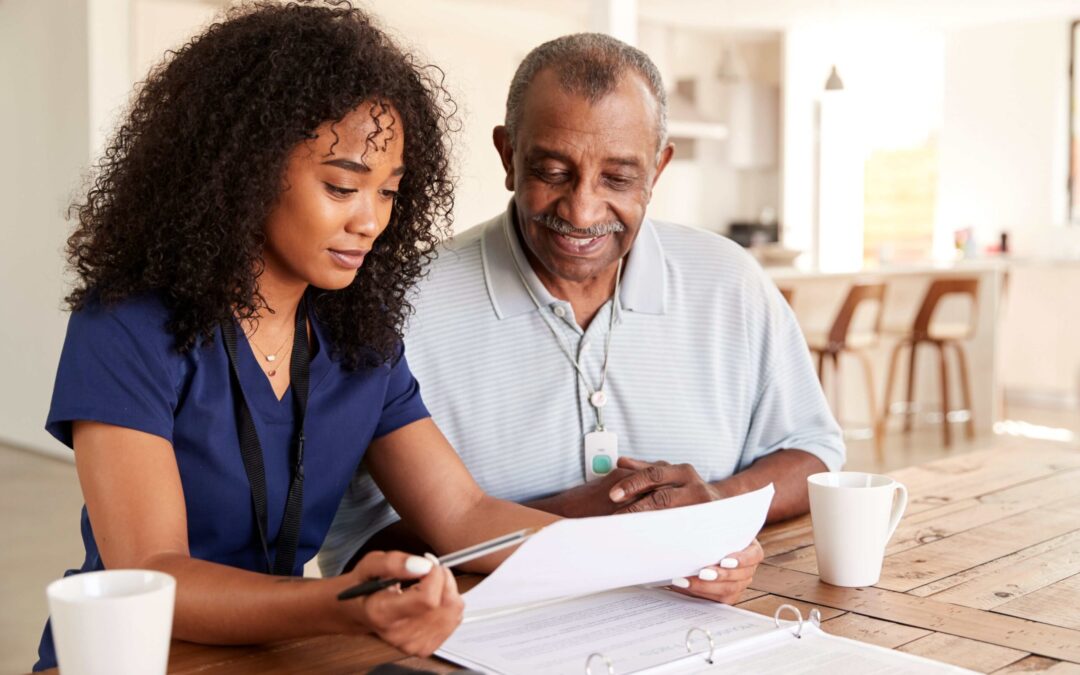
left=533, top=213, right=626, bottom=237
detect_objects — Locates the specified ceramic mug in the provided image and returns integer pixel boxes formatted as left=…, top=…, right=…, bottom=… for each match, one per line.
left=47, top=569, right=175, bottom=675
left=807, top=472, right=908, bottom=587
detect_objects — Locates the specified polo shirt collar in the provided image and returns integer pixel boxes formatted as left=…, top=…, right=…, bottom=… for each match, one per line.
left=481, top=203, right=667, bottom=320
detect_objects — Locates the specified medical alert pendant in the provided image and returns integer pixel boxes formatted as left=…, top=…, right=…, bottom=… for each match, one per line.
left=584, top=430, right=618, bottom=481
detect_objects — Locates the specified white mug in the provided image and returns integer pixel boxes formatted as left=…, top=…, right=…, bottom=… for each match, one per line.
left=47, top=569, right=176, bottom=675
left=807, top=472, right=908, bottom=587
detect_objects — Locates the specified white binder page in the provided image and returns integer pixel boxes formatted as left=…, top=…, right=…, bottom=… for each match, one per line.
left=463, top=484, right=774, bottom=613
left=439, top=587, right=776, bottom=675
left=676, top=625, right=977, bottom=674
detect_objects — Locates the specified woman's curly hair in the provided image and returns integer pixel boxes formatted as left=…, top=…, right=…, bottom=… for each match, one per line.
left=66, top=0, right=456, bottom=369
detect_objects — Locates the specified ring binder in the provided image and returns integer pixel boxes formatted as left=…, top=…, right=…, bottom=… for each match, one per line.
left=773, top=604, right=822, bottom=639
left=448, top=587, right=975, bottom=674
left=684, top=626, right=716, bottom=664
left=774, top=603, right=804, bottom=638
left=585, top=652, right=614, bottom=675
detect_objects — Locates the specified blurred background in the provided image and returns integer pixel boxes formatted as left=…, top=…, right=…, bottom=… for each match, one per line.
left=4, top=0, right=1080, bottom=671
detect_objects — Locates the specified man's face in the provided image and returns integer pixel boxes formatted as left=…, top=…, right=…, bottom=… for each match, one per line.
left=495, top=68, right=673, bottom=285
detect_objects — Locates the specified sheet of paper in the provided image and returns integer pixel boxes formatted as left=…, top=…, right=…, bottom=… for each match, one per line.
left=463, top=484, right=774, bottom=613
left=438, top=587, right=776, bottom=674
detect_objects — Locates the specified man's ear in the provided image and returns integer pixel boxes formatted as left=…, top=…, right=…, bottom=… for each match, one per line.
left=493, top=125, right=515, bottom=192
left=651, top=142, right=675, bottom=189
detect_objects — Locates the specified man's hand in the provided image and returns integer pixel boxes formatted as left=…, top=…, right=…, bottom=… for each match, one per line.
left=669, top=539, right=764, bottom=604
left=609, top=458, right=727, bottom=514
left=527, top=468, right=636, bottom=518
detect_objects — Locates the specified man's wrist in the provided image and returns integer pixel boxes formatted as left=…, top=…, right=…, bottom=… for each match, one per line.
left=707, top=478, right=737, bottom=502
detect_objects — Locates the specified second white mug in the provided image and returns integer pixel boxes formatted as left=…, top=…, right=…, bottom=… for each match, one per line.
left=807, top=472, right=908, bottom=587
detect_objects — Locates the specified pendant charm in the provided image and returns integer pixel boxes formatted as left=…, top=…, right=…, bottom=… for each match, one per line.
left=589, top=390, right=608, bottom=409
left=268, top=370, right=277, bottom=377
left=584, top=430, right=618, bottom=481
left=266, top=354, right=276, bottom=362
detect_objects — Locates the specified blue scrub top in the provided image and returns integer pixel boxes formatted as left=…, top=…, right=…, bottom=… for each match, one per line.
left=34, top=293, right=429, bottom=671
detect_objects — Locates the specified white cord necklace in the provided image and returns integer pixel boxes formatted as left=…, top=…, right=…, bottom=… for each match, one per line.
left=503, top=219, right=623, bottom=480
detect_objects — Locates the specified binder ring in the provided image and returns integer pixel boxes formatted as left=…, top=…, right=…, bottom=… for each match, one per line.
left=774, top=604, right=805, bottom=638
left=585, top=652, right=615, bottom=675
left=684, top=626, right=716, bottom=664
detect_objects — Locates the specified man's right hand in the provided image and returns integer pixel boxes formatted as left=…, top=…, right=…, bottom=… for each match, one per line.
left=527, top=468, right=635, bottom=518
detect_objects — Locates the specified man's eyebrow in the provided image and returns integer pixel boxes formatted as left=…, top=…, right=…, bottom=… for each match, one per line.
left=322, top=158, right=406, bottom=176
left=525, top=147, right=643, bottom=169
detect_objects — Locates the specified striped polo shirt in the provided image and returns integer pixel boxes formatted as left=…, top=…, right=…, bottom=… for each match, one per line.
left=319, top=206, right=845, bottom=576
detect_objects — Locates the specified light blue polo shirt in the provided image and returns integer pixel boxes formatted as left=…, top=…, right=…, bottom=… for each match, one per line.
left=319, top=207, right=844, bottom=576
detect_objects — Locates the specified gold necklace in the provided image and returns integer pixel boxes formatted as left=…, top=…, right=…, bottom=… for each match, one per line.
left=248, top=331, right=293, bottom=377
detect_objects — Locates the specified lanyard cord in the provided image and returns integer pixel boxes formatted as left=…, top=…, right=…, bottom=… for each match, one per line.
left=222, top=297, right=309, bottom=575
left=503, top=221, right=622, bottom=431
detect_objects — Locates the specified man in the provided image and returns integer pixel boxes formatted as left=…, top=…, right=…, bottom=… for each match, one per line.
left=321, top=34, right=844, bottom=600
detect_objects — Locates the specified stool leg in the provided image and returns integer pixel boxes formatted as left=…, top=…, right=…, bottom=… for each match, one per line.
left=951, top=341, right=976, bottom=440
left=904, top=341, right=919, bottom=433
left=855, top=349, right=881, bottom=461
left=879, top=340, right=906, bottom=443
left=937, top=341, right=952, bottom=448
left=831, top=352, right=843, bottom=423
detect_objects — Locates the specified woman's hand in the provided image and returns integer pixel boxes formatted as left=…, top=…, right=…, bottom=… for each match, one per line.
left=668, top=539, right=764, bottom=604
left=341, top=551, right=464, bottom=656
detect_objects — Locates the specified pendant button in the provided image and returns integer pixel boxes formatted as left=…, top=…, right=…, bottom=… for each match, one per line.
left=590, top=390, right=608, bottom=408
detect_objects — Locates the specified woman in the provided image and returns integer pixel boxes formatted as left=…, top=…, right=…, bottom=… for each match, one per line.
left=35, top=2, right=556, bottom=669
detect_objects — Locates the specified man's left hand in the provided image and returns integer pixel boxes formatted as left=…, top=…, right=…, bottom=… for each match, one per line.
left=609, top=457, right=727, bottom=513
left=670, top=539, right=764, bottom=604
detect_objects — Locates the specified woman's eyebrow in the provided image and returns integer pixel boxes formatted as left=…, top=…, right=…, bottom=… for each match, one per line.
left=322, top=158, right=405, bottom=176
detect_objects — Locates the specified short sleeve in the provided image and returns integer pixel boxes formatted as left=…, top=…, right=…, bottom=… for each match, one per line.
left=372, top=344, right=430, bottom=438
left=46, top=300, right=179, bottom=448
left=739, top=272, right=846, bottom=472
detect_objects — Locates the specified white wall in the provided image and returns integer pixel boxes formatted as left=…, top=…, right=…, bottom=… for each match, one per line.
left=0, top=0, right=92, bottom=458
left=939, top=20, right=1080, bottom=259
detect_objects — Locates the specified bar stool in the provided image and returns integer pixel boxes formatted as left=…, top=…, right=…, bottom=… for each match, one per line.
left=878, top=278, right=979, bottom=449
left=804, top=282, right=887, bottom=457
left=779, top=287, right=794, bottom=304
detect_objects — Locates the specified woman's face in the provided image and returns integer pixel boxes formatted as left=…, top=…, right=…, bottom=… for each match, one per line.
left=262, top=103, right=405, bottom=292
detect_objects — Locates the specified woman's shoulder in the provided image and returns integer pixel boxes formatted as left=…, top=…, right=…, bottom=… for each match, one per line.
left=67, top=291, right=182, bottom=357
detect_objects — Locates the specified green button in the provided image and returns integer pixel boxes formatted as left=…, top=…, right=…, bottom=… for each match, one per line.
left=592, top=455, right=613, bottom=474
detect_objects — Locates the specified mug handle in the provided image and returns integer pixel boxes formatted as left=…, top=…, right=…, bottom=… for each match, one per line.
left=884, top=482, right=908, bottom=544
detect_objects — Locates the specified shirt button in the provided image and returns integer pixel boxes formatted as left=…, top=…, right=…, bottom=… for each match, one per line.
left=553, top=306, right=566, bottom=318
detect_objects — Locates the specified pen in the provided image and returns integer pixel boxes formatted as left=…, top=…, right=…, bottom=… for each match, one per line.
left=336, top=526, right=540, bottom=601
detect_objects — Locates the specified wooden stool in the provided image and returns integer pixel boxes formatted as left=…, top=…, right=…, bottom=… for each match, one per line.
left=804, top=282, right=887, bottom=457
left=878, top=277, right=979, bottom=449
left=779, top=287, right=794, bottom=304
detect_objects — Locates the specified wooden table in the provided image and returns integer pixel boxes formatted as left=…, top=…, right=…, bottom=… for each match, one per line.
left=39, top=442, right=1080, bottom=673
left=744, top=442, right=1080, bottom=673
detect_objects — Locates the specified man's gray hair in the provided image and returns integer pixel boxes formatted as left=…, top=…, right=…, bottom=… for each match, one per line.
left=505, top=33, right=668, bottom=150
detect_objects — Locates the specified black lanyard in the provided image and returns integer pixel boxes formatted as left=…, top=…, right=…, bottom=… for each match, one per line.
left=221, top=298, right=309, bottom=576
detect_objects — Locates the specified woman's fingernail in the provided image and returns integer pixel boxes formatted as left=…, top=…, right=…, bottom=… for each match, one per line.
left=720, top=558, right=739, bottom=569
left=405, top=556, right=434, bottom=575
left=423, top=552, right=440, bottom=566
left=698, top=568, right=719, bottom=581
left=610, top=488, right=625, bottom=502
left=671, top=577, right=691, bottom=588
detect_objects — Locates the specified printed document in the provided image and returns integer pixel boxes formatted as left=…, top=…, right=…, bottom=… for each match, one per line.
left=463, top=483, right=775, bottom=613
